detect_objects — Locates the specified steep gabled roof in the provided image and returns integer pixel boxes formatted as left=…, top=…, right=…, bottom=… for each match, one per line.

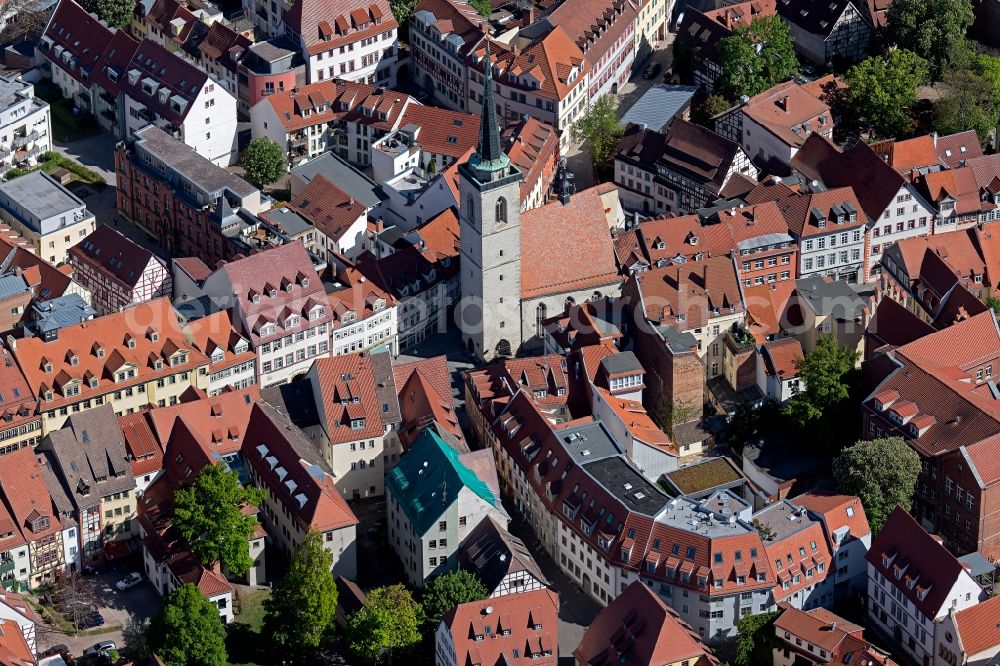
left=40, top=0, right=114, bottom=89
left=575, top=580, right=718, bottom=666
left=385, top=428, right=498, bottom=534
left=866, top=507, right=973, bottom=618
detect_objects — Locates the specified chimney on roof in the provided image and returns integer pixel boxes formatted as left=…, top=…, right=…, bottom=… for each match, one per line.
left=523, top=6, right=535, bottom=26
left=776, top=95, right=789, bottom=112
left=932, top=131, right=938, bottom=147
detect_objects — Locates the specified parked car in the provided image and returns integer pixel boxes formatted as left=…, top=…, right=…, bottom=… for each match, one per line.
left=643, top=61, right=661, bottom=79
left=77, top=611, right=105, bottom=630
left=115, top=572, right=143, bottom=591
left=82, top=640, right=116, bottom=656
left=40, top=644, right=70, bottom=658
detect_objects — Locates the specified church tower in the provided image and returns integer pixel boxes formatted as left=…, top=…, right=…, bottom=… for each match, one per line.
left=457, top=39, right=524, bottom=361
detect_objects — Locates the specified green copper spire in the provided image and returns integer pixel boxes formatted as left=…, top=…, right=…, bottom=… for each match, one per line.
left=470, top=38, right=511, bottom=175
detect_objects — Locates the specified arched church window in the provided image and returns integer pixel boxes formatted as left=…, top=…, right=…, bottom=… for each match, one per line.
left=536, top=303, right=547, bottom=338
left=496, top=197, right=508, bottom=224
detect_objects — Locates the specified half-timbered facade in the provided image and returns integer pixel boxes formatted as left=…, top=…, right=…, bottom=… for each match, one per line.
left=68, top=225, right=172, bottom=315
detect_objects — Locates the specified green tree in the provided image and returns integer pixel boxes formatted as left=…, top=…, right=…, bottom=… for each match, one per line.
left=833, top=437, right=921, bottom=533
left=571, top=94, right=624, bottom=172
left=987, top=295, right=1000, bottom=313
left=932, top=70, right=998, bottom=142
left=240, top=137, right=286, bottom=188
left=886, top=0, right=974, bottom=80
left=735, top=611, right=780, bottom=666
left=147, top=584, right=228, bottom=666
left=469, top=0, right=491, bottom=17
left=692, top=94, right=733, bottom=126
left=348, top=584, right=423, bottom=664
left=263, top=531, right=339, bottom=654
left=783, top=335, right=859, bottom=429
left=173, top=463, right=267, bottom=576
left=421, top=570, right=488, bottom=631
left=717, top=16, right=798, bottom=99
left=844, top=49, right=928, bottom=138
left=390, top=0, right=417, bottom=41
left=425, top=158, right=437, bottom=175
left=79, top=0, right=135, bottom=28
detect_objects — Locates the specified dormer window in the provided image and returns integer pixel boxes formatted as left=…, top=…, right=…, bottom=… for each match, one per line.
left=43, top=362, right=52, bottom=373
left=269, top=288, right=277, bottom=297
left=154, top=359, right=163, bottom=370
left=350, top=418, right=366, bottom=430
left=31, top=515, right=49, bottom=532
left=69, top=354, right=78, bottom=366
left=126, top=336, right=136, bottom=349
left=252, top=293, right=260, bottom=304
left=89, top=377, right=98, bottom=389
left=302, top=277, right=310, bottom=288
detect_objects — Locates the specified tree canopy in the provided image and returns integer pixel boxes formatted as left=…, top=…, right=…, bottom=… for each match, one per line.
left=833, top=437, right=921, bottom=533
left=844, top=49, right=928, bottom=139
left=79, top=0, right=135, bottom=28
left=735, top=611, right=780, bottom=666
left=571, top=94, right=624, bottom=172
left=240, top=138, right=286, bottom=188
left=264, top=531, right=339, bottom=654
left=173, top=463, right=267, bottom=576
left=783, top=335, right=859, bottom=428
left=421, top=570, right=488, bottom=631
left=147, top=584, right=228, bottom=666
left=886, top=0, right=974, bottom=80
left=932, top=69, right=998, bottom=142
left=716, top=16, right=798, bottom=100
left=348, top=584, right=423, bottom=664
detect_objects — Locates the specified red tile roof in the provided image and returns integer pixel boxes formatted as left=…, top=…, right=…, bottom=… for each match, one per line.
left=575, top=580, right=718, bottom=666
left=920, top=167, right=986, bottom=215
left=183, top=309, right=256, bottom=374
left=285, top=174, right=369, bottom=242
left=242, top=404, right=358, bottom=532
left=145, top=0, right=198, bottom=44
left=632, top=256, right=743, bottom=332
left=91, top=30, right=141, bottom=96
left=791, top=134, right=912, bottom=222
left=755, top=501, right=833, bottom=602
left=874, top=134, right=938, bottom=173
left=69, top=224, right=165, bottom=290
left=965, top=433, right=1000, bottom=486
left=761, top=337, right=803, bottom=378
left=398, top=104, right=480, bottom=160
left=442, top=588, right=559, bottom=666
left=120, top=39, right=210, bottom=125
left=544, top=0, right=636, bottom=68
left=0, top=446, right=62, bottom=543
left=10, top=298, right=209, bottom=410
left=262, top=79, right=410, bottom=133
left=0, top=619, right=33, bottom=666
left=0, top=238, right=72, bottom=302
left=312, top=353, right=385, bottom=443
left=594, top=387, right=675, bottom=454
left=520, top=184, right=621, bottom=299
left=744, top=280, right=795, bottom=340
left=284, top=0, right=396, bottom=54
left=41, top=0, right=114, bottom=88
left=794, top=489, right=870, bottom=547
left=471, top=28, right=587, bottom=102
left=773, top=185, right=866, bottom=238
left=866, top=507, right=971, bottom=618
left=213, top=242, right=332, bottom=345
left=742, top=80, right=832, bottom=149
left=503, top=117, right=559, bottom=201
left=935, top=130, right=983, bottom=168
left=954, top=594, right=1000, bottom=656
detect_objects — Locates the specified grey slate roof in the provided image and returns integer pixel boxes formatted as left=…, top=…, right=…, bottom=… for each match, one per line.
left=621, top=84, right=698, bottom=132
left=599, top=350, right=643, bottom=376
left=133, top=125, right=257, bottom=198
left=370, top=350, right=401, bottom=427
left=458, top=515, right=549, bottom=592
left=0, top=273, right=27, bottom=299
left=290, top=152, right=385, bottom=208
left=41, top=404, right=135, bottom=511
left=29, top=294, right=96, bottom=335
left=794, top=276, right=867, bottom=320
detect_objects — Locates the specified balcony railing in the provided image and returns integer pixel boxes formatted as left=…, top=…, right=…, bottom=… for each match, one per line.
left=12, top=132, right=40, bottom=148
left=289, top=133, right=308, bottom=147
left=0, top=559, right=14, bottom=575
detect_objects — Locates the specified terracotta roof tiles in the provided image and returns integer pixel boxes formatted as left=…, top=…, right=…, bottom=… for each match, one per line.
left=520, top=184, right=621, bottom=299
left=442, top=589, right=559, bottom=666
left=954, top=594, right=1000, bottom=656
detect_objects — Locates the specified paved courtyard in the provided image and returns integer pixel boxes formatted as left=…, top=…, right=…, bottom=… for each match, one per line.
left=37, top=571, right=160, bottom=658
